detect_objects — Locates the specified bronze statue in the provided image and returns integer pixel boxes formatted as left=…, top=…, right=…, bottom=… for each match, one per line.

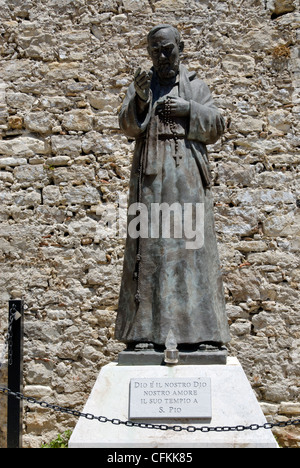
left=115, top=25, right=230, bottom=352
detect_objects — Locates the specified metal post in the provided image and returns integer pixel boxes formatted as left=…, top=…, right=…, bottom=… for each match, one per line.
left=7, top=300, right=24, bottom=449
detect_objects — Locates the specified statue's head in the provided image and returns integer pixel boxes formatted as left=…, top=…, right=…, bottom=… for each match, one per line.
left=147, top=25, right=184, bottom=83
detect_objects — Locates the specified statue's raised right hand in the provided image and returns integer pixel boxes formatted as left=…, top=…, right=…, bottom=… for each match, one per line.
left=134, top=68, right=153, bottom=102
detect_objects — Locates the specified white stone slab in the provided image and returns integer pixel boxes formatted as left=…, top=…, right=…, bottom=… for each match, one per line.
left=68, top=358, right=278, bottom=448
left=129, top=377, right=211, bottom=421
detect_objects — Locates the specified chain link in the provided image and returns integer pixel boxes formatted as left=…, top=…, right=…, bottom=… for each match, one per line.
left=1, top=307, right=300, bottom=434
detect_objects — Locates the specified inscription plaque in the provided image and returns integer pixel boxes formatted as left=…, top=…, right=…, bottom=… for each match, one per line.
left=129, top=377, right=211, bottom=421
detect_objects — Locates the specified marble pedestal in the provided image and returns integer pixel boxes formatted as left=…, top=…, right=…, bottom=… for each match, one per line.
left=68, top=357, right=278, bottom=448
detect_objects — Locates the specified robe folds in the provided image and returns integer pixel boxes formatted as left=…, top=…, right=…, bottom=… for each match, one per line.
left=115, top=65, right=231, bottom=346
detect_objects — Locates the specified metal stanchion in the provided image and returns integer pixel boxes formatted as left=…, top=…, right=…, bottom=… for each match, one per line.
left=7, top=300, right=24, bottom=449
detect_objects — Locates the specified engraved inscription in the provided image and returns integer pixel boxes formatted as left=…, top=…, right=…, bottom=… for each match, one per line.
left=129, top=377, right=212, bottom=421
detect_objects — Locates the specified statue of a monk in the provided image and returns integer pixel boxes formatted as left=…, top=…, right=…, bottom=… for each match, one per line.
left=115, top=24, right=231, bottom=350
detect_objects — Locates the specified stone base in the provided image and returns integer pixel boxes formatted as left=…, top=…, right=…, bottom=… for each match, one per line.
left=68, top=358, right=278, bottom=448
left=118, top=348, right=227, bottom=365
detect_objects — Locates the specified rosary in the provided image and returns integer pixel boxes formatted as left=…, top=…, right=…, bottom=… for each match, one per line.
left=161, top=96, right=181, bottom=166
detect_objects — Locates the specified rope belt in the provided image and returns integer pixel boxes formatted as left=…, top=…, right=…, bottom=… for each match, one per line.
left=158, top=134, right=186, bottom=140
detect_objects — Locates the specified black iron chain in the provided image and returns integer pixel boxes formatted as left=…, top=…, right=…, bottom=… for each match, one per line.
left=0, top=384, right=299, bottom=433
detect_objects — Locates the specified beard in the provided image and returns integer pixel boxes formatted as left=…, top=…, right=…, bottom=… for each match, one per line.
left=156, top=60, right=179, bottom=82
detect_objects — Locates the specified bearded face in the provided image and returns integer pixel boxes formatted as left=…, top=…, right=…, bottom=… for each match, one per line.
left=147, top=28, right=182, bottom=83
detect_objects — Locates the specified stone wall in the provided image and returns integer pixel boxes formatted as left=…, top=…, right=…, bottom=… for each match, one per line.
left=0, top=0, right=299, bottom=448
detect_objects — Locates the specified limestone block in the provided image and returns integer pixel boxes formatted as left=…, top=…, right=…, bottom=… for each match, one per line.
left=263, top=212, right=300, bottom=237
left=0, top=157, right=27, bottom=167
left=23, top=385, right=53, bottom=399
left=0, top=136, right=49, bottom=157
left=13, top=189, right=41, bottom=207
left=260, top=402, right=279, bottom=416
left=279, top=402, right=300, bottom=416
left=46, top=62, right=82, bottom=81
left=222, top=54, right=255, bottom=76
left=24, top=43, right=54, bottom=61
left=13, top=165, right=49, bottom=186
left=268, top=110, right=291, bottom=134
left=247, top=251, right=299, bottom=269
left=82, top=345, right=103, bottom=362
left=216, top=162, right=256, bottom=187
left=0, top=59, right=39, bottom=82
left=67, top=217, right=99, bottom=237
left=24, top=111, right=55, bottom=134
left=122, top=0, right=151, bottom=12
left=252, top=311, right=286, bottom=337
left=230, top=319, right=252, bottom=336
left=62, top=109, right=94, bottom=132
left=267, top=0, right=296, bottom=15
left=57, top=341, right=83, bottom=361
left=256, top=171, right=294, bottom=189
left=0, top=109, right=8, bottom=125
left=93, top=114, right=120, bottom=131
left=0, top=82, right=7, bottom=108
left=244, top=26, right=280, bottom=51
left=233, top=189, right=294, bottom=207
left=80, top=247, right=107, bottom=264
left=52, top=166, right=95, bottom=185
left=62, top=186, right=100, bottom=205
left=24, top=356, right=52, bottom=381
left=82, top=131, right=115, bottom=154
left=6, top=91, right=35, bottom=110
left=45, top=156, right=71, bottom=167
left=85, top=268, right=105, bottom=285
left=60, top=30, right=91, bottom=46
left=235, top=240, right=268, bottom=253
left=226, top=304, right=248, bottom=321
left=86, top=91, right=120, bottom=111
left=225, top=270, right=262, bottom=302
left=95, top=309, right=116, bottom=327
left=154, top=0, right=192, bottom=10
left=215, top=215, right=256, bottom=237
left=234, top=117, right=264, bottom=134
left=0, top=1, right=11, bottom=20
left=24, top=321, right=61, bottom=343
left=42, top=185, right=62, bottom=206
left=41, top=95, right=71, bottom=111
left=0, top=171, right=14, bottom=183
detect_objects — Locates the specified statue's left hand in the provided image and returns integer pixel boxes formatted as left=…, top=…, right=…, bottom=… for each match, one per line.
left=157, top=96, right=190, bottom=117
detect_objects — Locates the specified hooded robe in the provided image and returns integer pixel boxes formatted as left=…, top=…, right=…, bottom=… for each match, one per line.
left=115, top=64, right=231, bottom=346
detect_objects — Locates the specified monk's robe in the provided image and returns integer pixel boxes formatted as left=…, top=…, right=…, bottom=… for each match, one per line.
left=115, top=64, right=231, bottom=347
